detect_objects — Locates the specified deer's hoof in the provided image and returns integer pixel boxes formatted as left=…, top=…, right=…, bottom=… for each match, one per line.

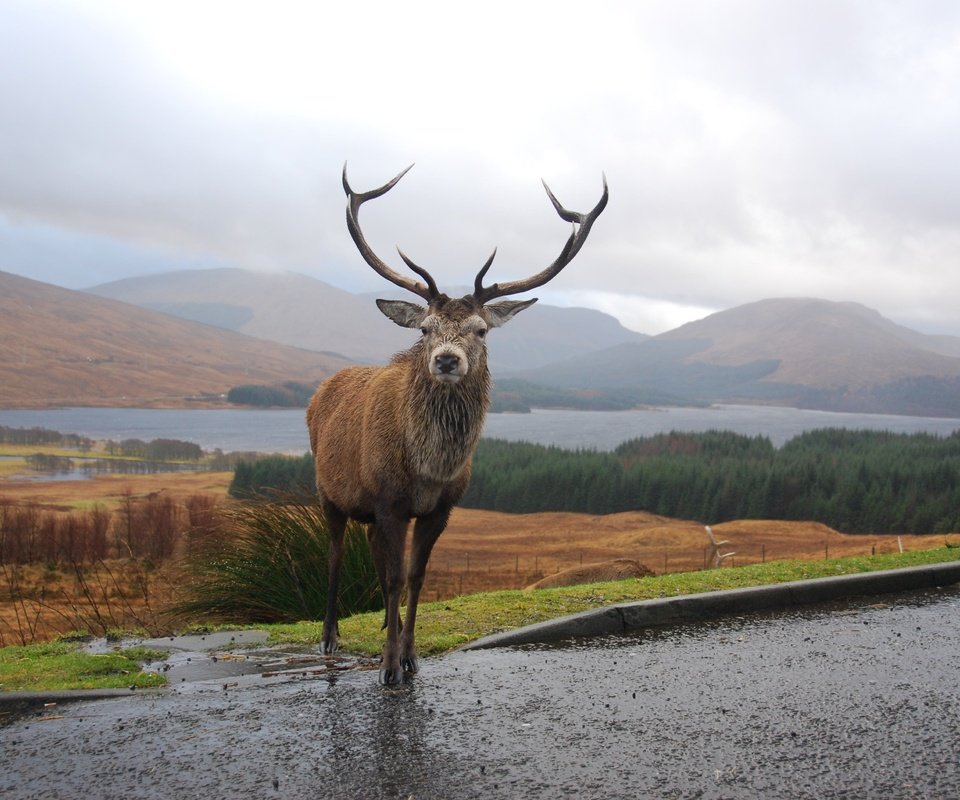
left=401, top=654, right=419, bottom=674
left=319, top=639, right=339, bottom=656
left=379, top=666, right=404, bottom=686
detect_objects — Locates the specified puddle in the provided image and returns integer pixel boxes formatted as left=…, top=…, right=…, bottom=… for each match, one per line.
left=83, top=630, right=377, bottom=689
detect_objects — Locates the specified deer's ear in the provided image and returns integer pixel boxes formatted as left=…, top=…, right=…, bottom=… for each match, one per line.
left=483, top=298, right=538, bottom=328
left=376, top=299, right=428, bottom=329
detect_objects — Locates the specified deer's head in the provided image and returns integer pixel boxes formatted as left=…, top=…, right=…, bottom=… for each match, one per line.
left=343, top=164, right=608, bottom=385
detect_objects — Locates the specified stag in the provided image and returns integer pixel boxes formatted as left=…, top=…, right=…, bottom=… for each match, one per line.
left=307, top=164, right=607, bottom=684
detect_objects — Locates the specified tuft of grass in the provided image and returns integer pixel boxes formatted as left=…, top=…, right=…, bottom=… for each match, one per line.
left=266, top=546, right=960, bottom=656
left=174, top=496, right=382, bottom=624
left=0, top=639, right=167, bottom=692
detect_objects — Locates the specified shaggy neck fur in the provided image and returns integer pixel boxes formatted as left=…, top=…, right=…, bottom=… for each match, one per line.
left=397, top=342, right=490, bottom=482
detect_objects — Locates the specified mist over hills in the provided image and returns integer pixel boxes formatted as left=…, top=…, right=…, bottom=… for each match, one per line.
left=0, top=271, right=350, bottom=408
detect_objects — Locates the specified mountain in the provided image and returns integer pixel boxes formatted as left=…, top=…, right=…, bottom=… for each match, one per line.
left=15, top=267, right=960, bottom=416
left=87, top=268, right=647, bottom=371
left=517, top=298, right=960, bottom=416
left=88, top=268, right=395, bottom=363
left=0, top=271, right=352, bottom=408
left=657, top=298, right=960, bottom=389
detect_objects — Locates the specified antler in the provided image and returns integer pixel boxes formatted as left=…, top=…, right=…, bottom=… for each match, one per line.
left=343, top=163, right=440, bottom=302
left=473, top=174, right=609, bottom=304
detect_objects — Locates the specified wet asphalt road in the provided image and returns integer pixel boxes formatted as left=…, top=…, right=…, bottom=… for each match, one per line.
left=4, top=587, right=960, bottom=799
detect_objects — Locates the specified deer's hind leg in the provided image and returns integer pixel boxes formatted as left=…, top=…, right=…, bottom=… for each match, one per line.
left=320, top=501, right=348, bottom=655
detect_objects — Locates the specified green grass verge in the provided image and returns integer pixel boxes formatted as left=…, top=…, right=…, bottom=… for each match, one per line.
left=0, top=640, right=167, bottom=692
left=266, top=546, right=960, bottom=656
left=2, top=546, right=957, bottom=692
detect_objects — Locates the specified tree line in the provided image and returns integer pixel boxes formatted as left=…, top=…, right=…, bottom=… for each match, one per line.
left=227, top=381, right=316, bottom=408
left=0, top=425, right=93, bottom=450
left=462, top=429, right=960, bottom=534
left=229, top=453, right=316, bottom=499
left=232, top=429, right=960, bottom=535
left=103, top=438, right=203, bottom=461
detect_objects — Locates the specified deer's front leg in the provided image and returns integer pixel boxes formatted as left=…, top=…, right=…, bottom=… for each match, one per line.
left=370, top=510, right=409, bottom=686
left=401, top=504, right=451, bottom=674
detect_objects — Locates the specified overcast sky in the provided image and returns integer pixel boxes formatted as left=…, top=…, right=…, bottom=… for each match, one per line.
left=2, top=0, right=959, bottom=335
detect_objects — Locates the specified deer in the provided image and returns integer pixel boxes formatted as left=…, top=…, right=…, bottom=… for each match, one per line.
left=307, top=163, right=607, bottom=684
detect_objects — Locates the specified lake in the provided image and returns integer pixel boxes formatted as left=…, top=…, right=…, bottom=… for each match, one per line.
left=2, top=404, right=960, bottom=453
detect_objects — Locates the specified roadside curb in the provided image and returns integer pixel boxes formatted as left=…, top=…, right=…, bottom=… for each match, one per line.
left=461, top=560, right=960, bottom=650
left=4, top=560, right=959, bottom=715
left=0, top=688, right=155, bottom=719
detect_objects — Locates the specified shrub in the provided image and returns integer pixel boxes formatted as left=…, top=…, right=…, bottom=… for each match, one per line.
left=175, top=496, right=382, bottom=624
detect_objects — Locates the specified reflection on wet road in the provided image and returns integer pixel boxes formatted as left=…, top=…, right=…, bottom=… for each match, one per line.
left=5, top=587, right=960, bottom=799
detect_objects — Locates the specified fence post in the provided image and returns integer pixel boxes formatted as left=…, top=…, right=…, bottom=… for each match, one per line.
left=761, top=544, right=766, bottom=563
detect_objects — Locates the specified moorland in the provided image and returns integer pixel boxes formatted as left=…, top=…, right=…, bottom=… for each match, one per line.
left=1, top=460, right=951, bottom=647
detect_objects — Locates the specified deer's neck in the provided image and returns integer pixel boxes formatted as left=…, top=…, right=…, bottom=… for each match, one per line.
left=405, top=362, right=489, bottom=482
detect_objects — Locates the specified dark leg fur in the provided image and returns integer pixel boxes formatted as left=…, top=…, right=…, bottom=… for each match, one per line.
left=320, top=502, right=347, bottom=655
left=399, top=504, right=451, bottom=674
left=369, top=509, right=409, bottom=686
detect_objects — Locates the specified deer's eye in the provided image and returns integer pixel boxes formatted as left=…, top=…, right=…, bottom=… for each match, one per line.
left=476, top=328, right=487, bottom=339
left=420, top=327, right=429, bottom=336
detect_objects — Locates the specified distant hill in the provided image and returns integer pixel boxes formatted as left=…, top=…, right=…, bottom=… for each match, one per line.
left=16, top=268, right=960, bottom=417
left=88, top=268, right=648, bottom=371
left=88, top=268, right=392, bottom=363
left=0, top=271, right=351, bottom=408
left=658, top=298, right=960, bottom=389
left=517, top=298, right=960, bottom=416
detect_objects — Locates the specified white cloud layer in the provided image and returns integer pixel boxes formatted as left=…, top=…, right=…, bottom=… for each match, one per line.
left=2, top=0, right=959, bottom=335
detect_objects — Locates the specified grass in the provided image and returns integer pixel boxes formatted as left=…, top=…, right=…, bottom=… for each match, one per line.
left=1, top=546, right=957, bottom=691
left=0, top=639, right=167, bottom=692
left=174, top=496, right=383, bottom=623
left=266, top=546, right=960, bottom=656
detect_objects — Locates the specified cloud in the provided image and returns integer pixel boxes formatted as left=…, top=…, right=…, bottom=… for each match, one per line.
left=1, top=0, right=960, bottom=335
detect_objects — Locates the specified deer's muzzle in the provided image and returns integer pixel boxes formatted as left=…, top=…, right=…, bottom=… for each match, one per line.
left=429, top=345, right=468, bottom=383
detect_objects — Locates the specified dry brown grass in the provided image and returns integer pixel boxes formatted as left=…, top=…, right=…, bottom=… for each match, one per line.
left=423, top=508, right=949, bottom=599
left=1, top=470, right=954, bottom=643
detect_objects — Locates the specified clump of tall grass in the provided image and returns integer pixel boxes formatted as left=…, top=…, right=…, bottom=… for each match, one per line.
left=175, top=496, right=382, bottom=624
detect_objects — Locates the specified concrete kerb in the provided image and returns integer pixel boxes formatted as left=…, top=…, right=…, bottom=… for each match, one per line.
left=3, top=560, right=959, bottom=718
left=461, top=560, right=960, bottom=650
left=0, top=688, right=158, bottom=721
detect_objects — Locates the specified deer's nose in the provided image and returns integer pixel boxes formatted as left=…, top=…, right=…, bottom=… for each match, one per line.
left=434, top=354, right=460, bottom=374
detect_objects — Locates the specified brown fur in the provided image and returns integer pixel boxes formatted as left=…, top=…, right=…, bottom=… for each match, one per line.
left=313, top=165, right=607, bottom=684
left=306, top=296, right=524, bottom=684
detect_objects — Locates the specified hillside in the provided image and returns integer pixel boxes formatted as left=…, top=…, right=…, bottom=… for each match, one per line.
left=0, top=271, right=351, bottom=408
left=88, top=268, right=397, bottom=364
left=15, top=268, right=960, bottom=416
left=658, top=298, right=960, bottom=389
left=518, top=298, right=960, bottom=416
left=88, top=268, right=647, bottom=371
